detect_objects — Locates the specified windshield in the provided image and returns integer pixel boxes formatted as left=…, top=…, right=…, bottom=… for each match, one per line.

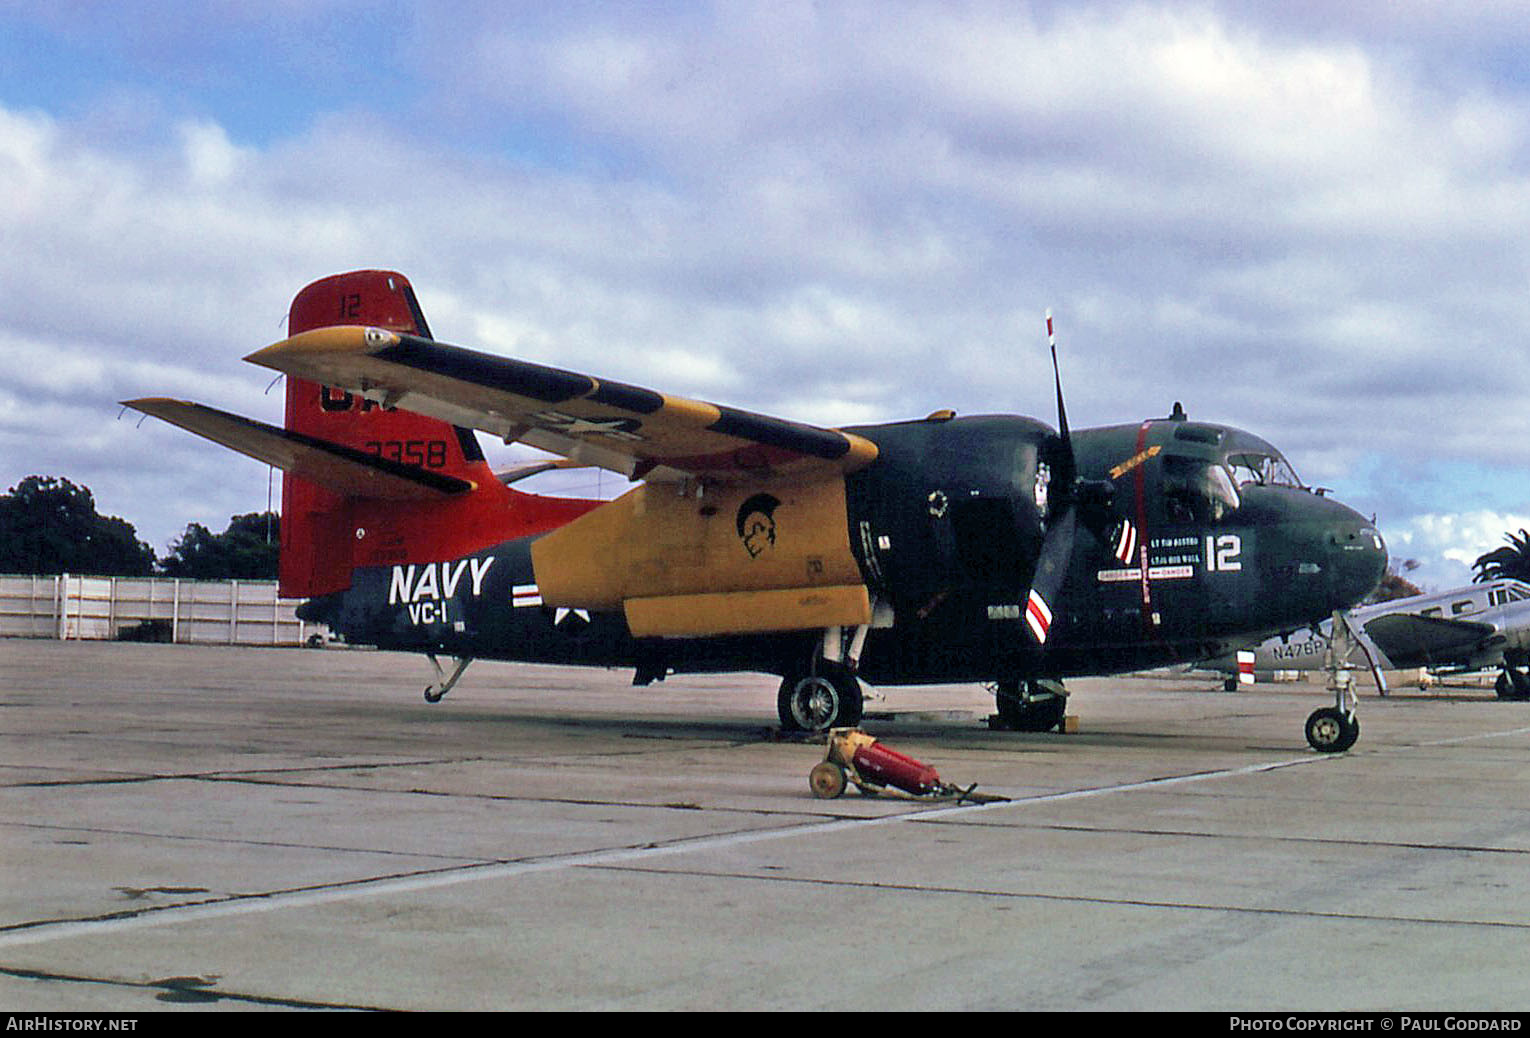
left=1226, top=452, right=1303, bottom=489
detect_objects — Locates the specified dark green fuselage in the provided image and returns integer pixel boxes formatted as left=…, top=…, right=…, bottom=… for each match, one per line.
left=305, top=411, right=1387, bottom=689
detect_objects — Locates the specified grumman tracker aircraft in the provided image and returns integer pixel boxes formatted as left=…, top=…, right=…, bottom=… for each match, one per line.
left=126, top=271, right=1387, bottom=751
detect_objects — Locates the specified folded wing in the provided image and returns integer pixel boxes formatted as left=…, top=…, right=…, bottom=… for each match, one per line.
left=244, top=327, right=879, bottom=483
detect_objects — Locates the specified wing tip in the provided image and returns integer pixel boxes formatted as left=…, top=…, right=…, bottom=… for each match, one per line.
left=244, top=325, right=398, bottom=368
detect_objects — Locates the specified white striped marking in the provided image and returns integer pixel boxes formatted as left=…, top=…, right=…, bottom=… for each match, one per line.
left=1113, top=520, right=1138, bottom=566
left=1025, top=589, right=1052, bottom=643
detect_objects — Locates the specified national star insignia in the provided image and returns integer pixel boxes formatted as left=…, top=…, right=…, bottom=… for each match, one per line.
left=555, top=607, right=592, bottom=627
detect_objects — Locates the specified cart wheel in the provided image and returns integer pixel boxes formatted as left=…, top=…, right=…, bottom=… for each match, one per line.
left=809, top=761, right=847, bottom=799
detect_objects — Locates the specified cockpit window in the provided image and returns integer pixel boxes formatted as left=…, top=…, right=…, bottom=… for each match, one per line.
left=1157, top=428, right=1305, bottom=525
left=1163, top=456, right=1241, bottom=523
left=1226, top=452, right=1303, bottom=489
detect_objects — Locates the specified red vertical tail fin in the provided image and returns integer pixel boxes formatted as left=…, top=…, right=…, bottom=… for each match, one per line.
left=280, top=271, right=504, bottom=597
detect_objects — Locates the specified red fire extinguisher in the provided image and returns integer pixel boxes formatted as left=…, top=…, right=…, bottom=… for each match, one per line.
left=850, top=739, right=942, bottom=795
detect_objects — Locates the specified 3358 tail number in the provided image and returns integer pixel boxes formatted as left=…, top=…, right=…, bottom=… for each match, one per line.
left=366, top=439, right=448, bottom=468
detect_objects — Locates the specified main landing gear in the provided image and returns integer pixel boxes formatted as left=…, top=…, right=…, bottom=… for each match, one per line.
left=1495, top=655, right=1530, bottom=700
left=778, top=662, right=864, bottom=732
left=777, top=621, right=873, bottom=733
left=989, top=678, right=1069, bottom=732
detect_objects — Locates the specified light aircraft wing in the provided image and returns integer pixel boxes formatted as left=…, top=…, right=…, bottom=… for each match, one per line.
left=244, top=327, right=880, bottom=483
left=123, top=398, right=474, bottom=500
left=1360, top=612, right=1496, bottom=667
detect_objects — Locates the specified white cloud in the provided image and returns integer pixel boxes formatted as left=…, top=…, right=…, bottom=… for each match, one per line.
left=1383, top=511, right=1530, bottom=592
left=5, top=1, right=1530, bottom=581
left=179, top=119, right=243, bottom=187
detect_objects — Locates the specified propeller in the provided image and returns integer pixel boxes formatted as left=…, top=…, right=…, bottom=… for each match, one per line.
left=1024, top=312, right=1133, bottom=645
left=1025, top=312, right=1082, bottom=644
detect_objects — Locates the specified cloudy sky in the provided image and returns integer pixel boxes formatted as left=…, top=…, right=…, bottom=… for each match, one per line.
left=3, top=1, right=1530, bottom=591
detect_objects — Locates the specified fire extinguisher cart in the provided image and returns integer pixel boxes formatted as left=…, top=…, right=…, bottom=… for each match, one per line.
left=809, top=728, right=1006, bottom=803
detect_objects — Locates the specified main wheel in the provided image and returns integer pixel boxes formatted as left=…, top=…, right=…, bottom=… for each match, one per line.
left=993, top=680, right=1067, bottom=732
left=1512, top=668, right=1530, bottom=699
left=1305, top=706, right=1359, bottom=753
left=778, top=665, right=863, bottom=732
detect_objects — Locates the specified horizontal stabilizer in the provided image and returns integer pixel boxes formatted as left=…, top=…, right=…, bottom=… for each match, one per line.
left=244, top=326, right=880, bottom=483
left=123, top=398, right=474, bottom=501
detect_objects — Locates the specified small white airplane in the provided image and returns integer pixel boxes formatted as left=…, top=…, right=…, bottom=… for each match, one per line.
left=1212, top=579, right=1530, bottom=698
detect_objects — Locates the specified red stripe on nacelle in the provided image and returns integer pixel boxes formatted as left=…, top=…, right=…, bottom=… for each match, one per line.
left=1025, top=589, right=1053, bottom=644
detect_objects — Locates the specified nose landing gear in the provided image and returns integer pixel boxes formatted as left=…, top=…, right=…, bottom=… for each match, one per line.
left=1304, top=705, right=1359, bottom=753
left=989, top=678, right=1069, bottom=732
left=1306, top=613, right=1361, bottom=752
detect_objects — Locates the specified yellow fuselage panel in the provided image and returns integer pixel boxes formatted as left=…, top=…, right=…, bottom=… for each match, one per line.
left=625, top=585, right=871, bottom=638
left=530, top=478, right=863, bottom=612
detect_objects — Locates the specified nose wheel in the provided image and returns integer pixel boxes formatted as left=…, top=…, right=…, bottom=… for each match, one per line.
left=1307, top=615, right=1361, bottom=752
left=1305, top=706, right=1359, bottom=753
left=989, top=678, right=1068, bottom=732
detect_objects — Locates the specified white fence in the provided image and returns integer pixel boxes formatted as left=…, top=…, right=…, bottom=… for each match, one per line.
left=0, top=574, right=325, bottom=646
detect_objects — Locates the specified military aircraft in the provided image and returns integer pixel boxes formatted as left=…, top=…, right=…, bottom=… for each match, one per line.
left=1213, top=579, right=1530, bottom=699
left=125, top=270, right=1387, bottom=751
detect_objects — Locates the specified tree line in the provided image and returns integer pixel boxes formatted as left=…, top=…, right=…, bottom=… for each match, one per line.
left=0, top=475, right=278, bottom=580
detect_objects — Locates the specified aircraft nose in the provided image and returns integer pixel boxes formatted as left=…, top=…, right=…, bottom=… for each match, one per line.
left=1324, top=507, right=1387, bottom=609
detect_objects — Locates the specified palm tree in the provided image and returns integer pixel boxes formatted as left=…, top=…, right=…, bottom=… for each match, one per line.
left=1473, top=529, right=1530, bottom=583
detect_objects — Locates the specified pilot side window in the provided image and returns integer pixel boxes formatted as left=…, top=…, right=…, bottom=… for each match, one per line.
left=1162, top=457, right=1240, bottom=524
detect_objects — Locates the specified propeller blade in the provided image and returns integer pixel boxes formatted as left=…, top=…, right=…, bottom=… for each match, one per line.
left=1026, top=312, right=1095, bottom=646
left=1025, top=506, right=1077, bottom=645
left=1045, top=309, right=1076, bottom=489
